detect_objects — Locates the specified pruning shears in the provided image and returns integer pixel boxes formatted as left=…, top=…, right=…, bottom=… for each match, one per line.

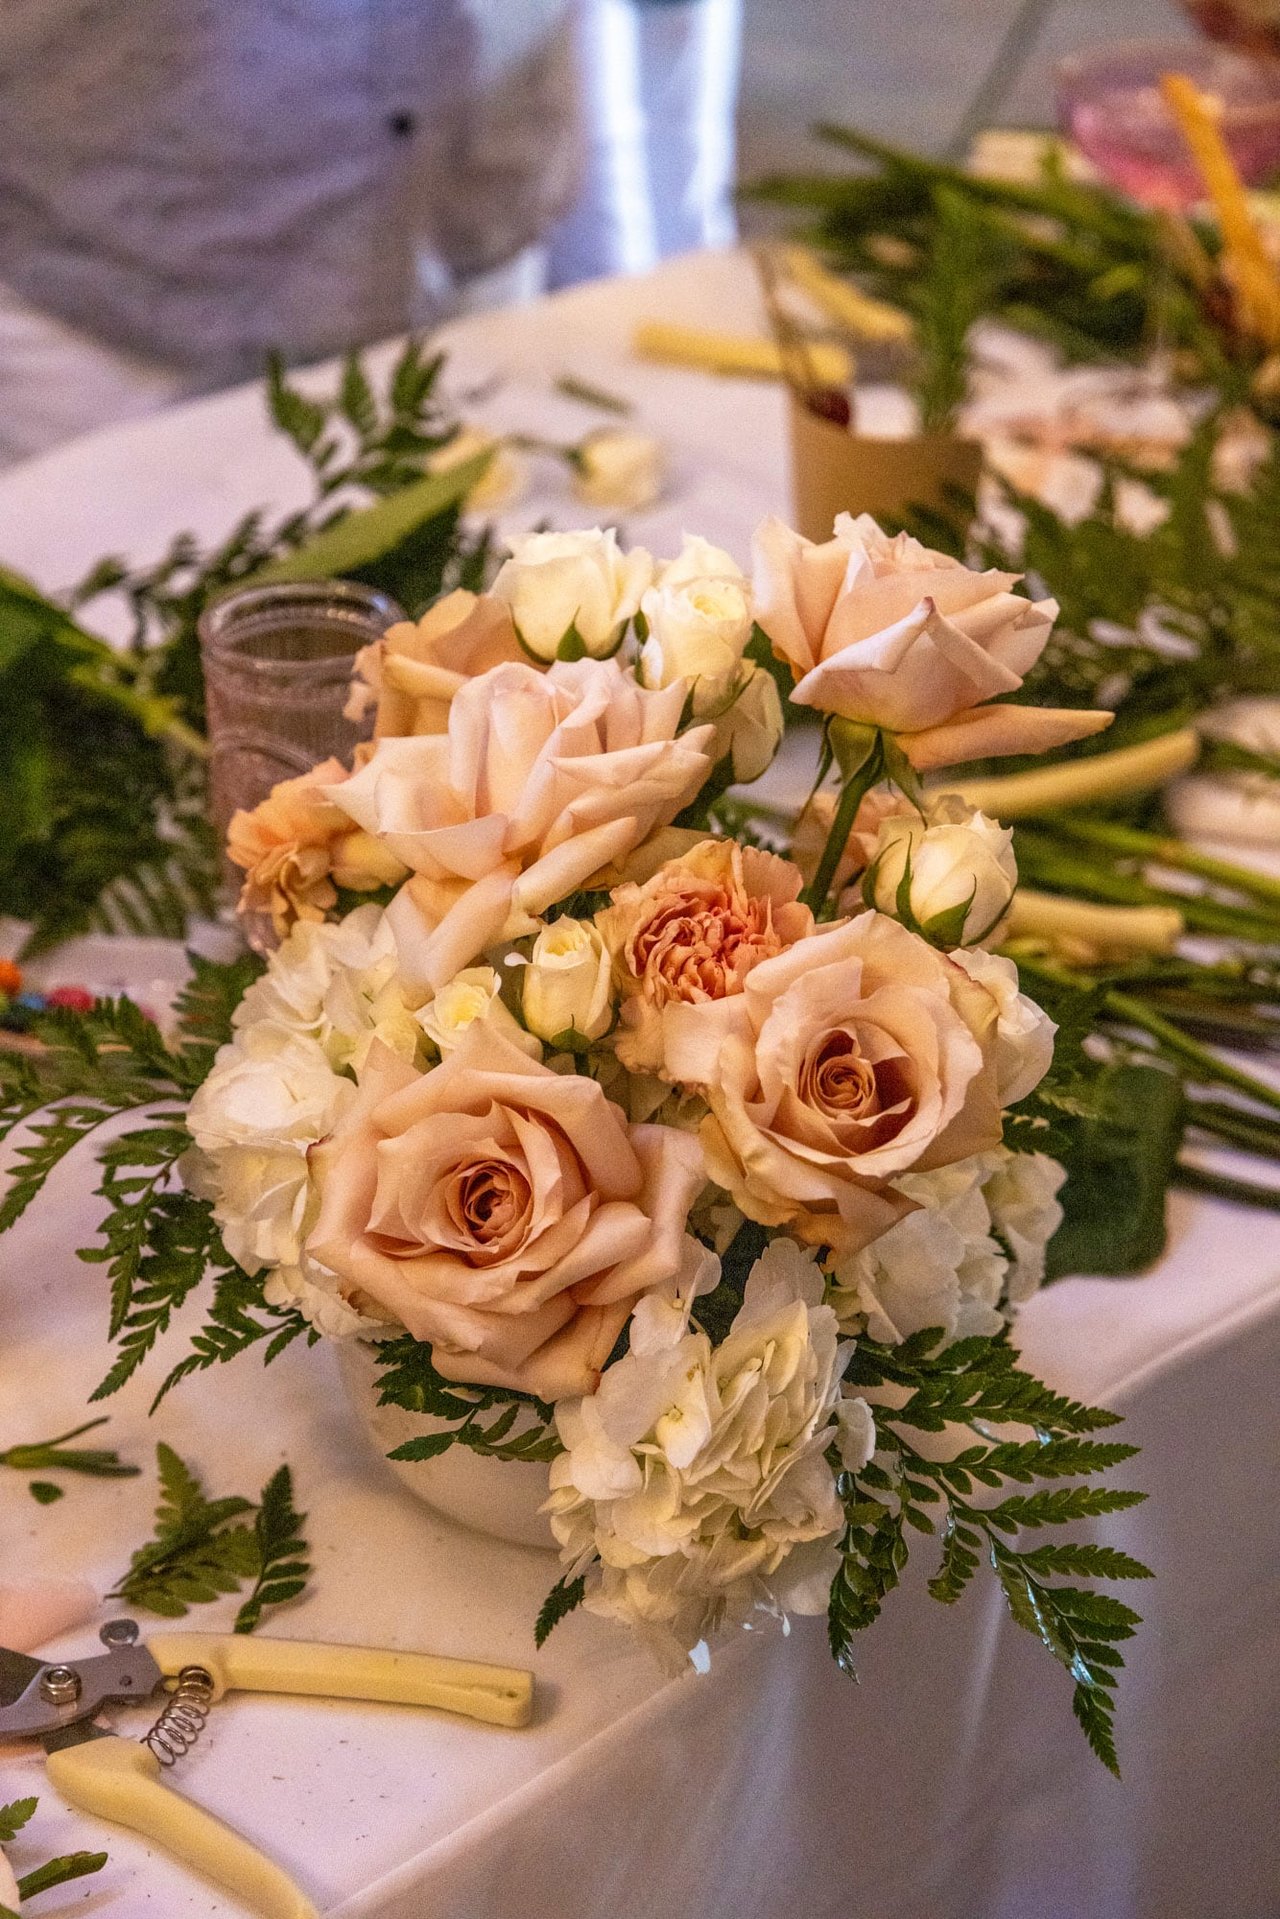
left=0, top=1619, right=534, bottom=1918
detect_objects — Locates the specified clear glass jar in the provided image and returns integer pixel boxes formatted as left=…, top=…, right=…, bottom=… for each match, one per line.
left=198, top=578, right=405, bottom=931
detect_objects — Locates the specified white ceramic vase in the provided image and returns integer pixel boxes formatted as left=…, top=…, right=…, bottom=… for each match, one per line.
left=336, top=1340, right=557, bottom=1552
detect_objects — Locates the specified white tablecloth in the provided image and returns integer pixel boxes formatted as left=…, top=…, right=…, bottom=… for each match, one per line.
left=2, top=251, right=1279, bottom=1919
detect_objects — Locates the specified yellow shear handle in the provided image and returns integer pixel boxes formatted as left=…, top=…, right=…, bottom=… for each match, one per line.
left=46, top=1736, right=317, bottom=1919
left=149, top=1632, right=534, bottom=1728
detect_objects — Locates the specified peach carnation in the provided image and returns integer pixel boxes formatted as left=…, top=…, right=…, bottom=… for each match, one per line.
left=227, top=759, right=407, bottom=939
left=597, top=840, right=813, bottom=1076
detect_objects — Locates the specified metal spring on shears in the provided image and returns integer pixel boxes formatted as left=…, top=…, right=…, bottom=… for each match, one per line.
left=142, top=1665, right=214, bottom=1767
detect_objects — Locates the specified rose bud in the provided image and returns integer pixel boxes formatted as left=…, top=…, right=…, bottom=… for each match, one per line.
left=492, top=527, right=653, bottom=661
left=523, top=917, right=615, bottom=1044
left=867, top=796, right=1017, bottom=948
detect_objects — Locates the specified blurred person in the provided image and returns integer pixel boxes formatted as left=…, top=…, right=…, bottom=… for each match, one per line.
left=0, top=0, right=581, bottom=468
left=547, top=0, right=742, bottom=284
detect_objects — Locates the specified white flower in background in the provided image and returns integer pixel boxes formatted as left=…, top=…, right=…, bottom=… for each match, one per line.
left=572, top=426, right=664, bottom=512
left=826, top=1146, right=1066, bottom=1342
left=522, top=918, right=615, bottom=1042
left=639, top=536, right=753, bottom=710
left=418, top=964, right=541, bottom=1059
left=234, top=904, right=424, bottom=1073
left=983, top=1150, right=1065, bottom=1301
left=949, top=947, right=1057, bottom=1105
left=491, top=527, right=653, bottom=660
left=867, top=795, right=1017, bottom=948
left=546, top=1237, right=848, bottom=1659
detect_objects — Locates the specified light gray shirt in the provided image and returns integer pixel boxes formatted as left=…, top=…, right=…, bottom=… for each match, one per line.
left=0, top=0, right=581, bottom=383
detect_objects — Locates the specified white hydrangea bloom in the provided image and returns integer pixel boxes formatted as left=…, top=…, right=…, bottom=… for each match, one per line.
left=827, top=1147, right=1067, bottom=1344
left=183, top=909, right=431, bottom=1332
left=982, top=1150, right=1066, bottom=1302
left=263, top=1261, right=386, bottom=1340
left=827, top=1156, right=1006, bottom=1345
left=546, top=1238, right=848, bottom=1661
left=234, top=904, right=425, bottom=1073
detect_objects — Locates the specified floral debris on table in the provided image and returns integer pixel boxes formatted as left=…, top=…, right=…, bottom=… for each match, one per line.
left=0, top=516, right=1150, bottom=1774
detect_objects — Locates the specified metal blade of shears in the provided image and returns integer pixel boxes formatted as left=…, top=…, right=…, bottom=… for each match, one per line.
left=0, top=1643, right=164, bottom=1738
left=0, top=1645, right=44, bottom=1709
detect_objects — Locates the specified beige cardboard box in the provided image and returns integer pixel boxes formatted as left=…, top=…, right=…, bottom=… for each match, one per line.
left=790, top=397, right=982, bottom=540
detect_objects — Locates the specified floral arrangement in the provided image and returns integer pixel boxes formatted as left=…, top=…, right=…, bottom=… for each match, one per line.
left=0, top=513, right=1150, bottom=1772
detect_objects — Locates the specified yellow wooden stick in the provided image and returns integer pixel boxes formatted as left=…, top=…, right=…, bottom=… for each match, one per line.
left=780, top=246, right=914, bottom=346
left=1159, top=70, right=1280, bottom=348
left=633, top=321, right=852, bottom=387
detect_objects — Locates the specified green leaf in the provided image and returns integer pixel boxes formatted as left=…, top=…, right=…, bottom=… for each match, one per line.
left=246, top=454, right=490, bottom=586
left=234, top=1463, right=310, bottom=1634
left=108, top=1443, right=260, bottom=1617
left=28, top=1481, right=63, bottom=1504
left=0, top=1799, right=37, bottom=1843
left=834, top=1329, right=1149, bottom=1775
left=338, top=354, right=378, bottom=438
left=2, top=1415, right=138, bottom=1478
left=265, top=353, right=327, bottom=456
left=535, top=1575, right=585, bottom=1648
left=15, top=1852, right=109, bottom=1903
left=374, top=1335, right=560, bottom=1464
left=1046, top=1061, right=1185, bottom=1278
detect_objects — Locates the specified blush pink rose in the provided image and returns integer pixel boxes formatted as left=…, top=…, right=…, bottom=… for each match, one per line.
left=346, top=589, right=528, bottom=738
left=597, top=840, right=813, bottom=1076
left=659, top=912, right=1006, bottom=1252
left=327, top=658, right=716, bottom=990
left=752, top=512, right=1112, bottom=768
left=226, top=759, right=407, bottom=938
left=306, top=1025, right=707, bottom=1399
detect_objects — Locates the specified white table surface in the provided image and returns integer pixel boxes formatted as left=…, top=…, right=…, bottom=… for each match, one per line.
left=2, top=250, right=1279, bottom=1919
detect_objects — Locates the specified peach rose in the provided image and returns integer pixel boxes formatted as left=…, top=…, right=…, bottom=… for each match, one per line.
left=345, top=589, right=527, bottom=738
left=597, top=840, right=813, bottom=1076
left=660, top=913, right=1006, bottom=1252
left=752, top=512, right=1112, bottom=769
left=227, top=759, right=407, bottom=939
left=306, top=1024, right=707, bottom=1399
left=328, top=658, right=716, bottom=990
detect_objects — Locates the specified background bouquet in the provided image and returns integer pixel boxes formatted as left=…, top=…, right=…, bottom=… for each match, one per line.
left=1, top=513, right=1149, bottom=1771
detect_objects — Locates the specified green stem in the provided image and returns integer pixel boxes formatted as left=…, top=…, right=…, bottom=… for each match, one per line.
left=1171, top=1164, right=1280, bottom=1211
left=1047, top=817, right=1280, bottom=910
left=1106, top=989, right=1280, bottom=1115
left=1017, top=834, right=1280, bottom=943
left=1186, top=1098, right=1280, bottom=1157
left=800, top=740, right=884, bottom=915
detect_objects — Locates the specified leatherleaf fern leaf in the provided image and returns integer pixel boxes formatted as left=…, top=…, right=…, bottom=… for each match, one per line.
left=833, top=1327, right=1150, bottom=1776
left=0, top=958, right=309, bottom=1402
left=374, top=1334, right=561, bottom=1463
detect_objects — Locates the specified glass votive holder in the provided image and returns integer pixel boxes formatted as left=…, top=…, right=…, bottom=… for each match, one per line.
left=198, top=577, right=405, bottom=925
